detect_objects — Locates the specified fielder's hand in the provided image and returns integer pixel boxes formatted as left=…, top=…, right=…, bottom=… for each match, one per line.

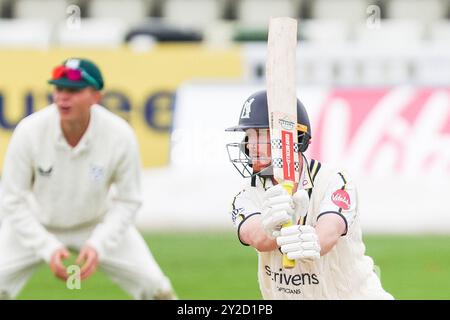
left=76, top=245, right=99, bottom=280
left=277, top=225, right=321, bottom=261
left=50, top=247, right=70, bottom=281
left=261, top=184, right=295, bottom=238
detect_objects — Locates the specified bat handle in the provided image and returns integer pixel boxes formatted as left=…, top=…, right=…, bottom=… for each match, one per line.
left=281, top=220, right=296, bottom=269
left=281, top=181, right=296, bottom=269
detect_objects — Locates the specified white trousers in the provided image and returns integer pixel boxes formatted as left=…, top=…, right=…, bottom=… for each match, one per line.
left=0, top=219, right=173, bottom=299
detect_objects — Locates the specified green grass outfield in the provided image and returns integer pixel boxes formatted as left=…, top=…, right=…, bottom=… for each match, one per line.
left=17, top=233, right=450, bottom=300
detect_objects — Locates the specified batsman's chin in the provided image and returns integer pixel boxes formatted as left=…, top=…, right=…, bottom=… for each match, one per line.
left=253, top=164, right=274, bottom=177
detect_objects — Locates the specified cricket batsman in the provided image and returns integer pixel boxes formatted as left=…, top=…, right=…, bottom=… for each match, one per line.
left=0, top=58, right=176, bottom=299
left=226, top=90, right=393, bottom=299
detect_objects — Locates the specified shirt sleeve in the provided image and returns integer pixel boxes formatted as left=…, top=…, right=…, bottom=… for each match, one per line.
left=86, top=130, right=142, bottom=260
left=0, top=121, right=64, bottom=262
left=317, top=171, right=357, bottom=236
left=229, top=188, right=261, bottom=245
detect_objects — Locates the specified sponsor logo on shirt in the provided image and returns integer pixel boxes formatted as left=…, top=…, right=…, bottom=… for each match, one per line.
left=331, top=189, right=350, bottom=210
left=37, top=166, right=53, bottom=177
left=264, top=265, right=319, bottom=294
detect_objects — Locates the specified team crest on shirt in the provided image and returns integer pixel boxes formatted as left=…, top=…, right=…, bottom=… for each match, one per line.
left=331, top=189, right=351, bottom=210
left=89, top=165, right=104, bottom=183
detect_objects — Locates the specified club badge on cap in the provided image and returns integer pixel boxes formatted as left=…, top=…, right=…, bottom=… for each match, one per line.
left=65, top=59, right=81, bottom=69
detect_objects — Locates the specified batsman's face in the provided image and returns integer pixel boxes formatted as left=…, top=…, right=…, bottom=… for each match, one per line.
left=245, top=128, right=272, bottom=172
left=53, top=87, right=101, bottom=122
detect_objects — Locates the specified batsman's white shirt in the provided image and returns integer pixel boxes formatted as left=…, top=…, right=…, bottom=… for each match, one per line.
left=230, top=158, right=393, bottom=300
left=0, top=104, right=142, bottom=262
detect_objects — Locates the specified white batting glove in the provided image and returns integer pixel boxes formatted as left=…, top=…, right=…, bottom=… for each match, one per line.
left=292, top=189, right=309, bottom=219
left=277, top=225, right=321, bottom=261
left=261, top=185, right=295, bottom=239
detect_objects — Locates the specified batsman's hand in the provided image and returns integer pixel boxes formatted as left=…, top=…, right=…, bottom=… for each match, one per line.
left=50, top=247, right=70, bottom=281
left=277, top=225, right=321, bottom=261
left=76, top=245, right=99, bottom=280
left=261, top=184, right=295, bottom=239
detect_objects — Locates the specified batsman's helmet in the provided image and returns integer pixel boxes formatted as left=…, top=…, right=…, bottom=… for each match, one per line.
left=225, top=90, right=312, bottom=178
left=226, top=90, right=311, bottom=152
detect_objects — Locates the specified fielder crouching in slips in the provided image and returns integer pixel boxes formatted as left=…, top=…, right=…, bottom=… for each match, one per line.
left=0, top=58, right=176, bottom=300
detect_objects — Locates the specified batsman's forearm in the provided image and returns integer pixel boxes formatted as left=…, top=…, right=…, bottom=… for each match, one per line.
left=315, top=214, right=346, bottom=256
left=316, top=229, right=339, bottom=256
left=239, top=215, right=278, bottom=252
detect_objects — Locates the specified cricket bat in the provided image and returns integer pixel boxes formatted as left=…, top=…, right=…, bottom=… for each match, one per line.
left=266, top=17, right=299, bottom=269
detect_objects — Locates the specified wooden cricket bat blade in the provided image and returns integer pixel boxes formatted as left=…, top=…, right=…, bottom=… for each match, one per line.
left=266, top=17, right=299, bottom=269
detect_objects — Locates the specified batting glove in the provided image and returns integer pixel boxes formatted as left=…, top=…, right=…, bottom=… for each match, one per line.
left=261, top=184, right=295, bottom=239
left=292, top=189, right=310, bottom=220
left=277, top=225, right=321, bottom=261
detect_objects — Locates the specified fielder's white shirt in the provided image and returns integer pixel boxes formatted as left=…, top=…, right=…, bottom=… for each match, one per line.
left=0, top=104, right=142, bottom=262
left=230, top=158, right=393, bottom=299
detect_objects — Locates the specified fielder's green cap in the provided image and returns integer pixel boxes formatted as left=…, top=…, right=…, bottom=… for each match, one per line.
left=48, top=58, right=104, bottom=90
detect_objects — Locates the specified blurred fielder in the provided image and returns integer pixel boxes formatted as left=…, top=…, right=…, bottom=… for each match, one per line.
left=226, top=90, right=393, bottom=299
left=0, top=58, right=176, bottom=300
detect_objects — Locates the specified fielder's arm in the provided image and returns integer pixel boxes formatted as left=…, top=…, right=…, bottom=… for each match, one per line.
left=0, top=121, right=64, bottom=262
